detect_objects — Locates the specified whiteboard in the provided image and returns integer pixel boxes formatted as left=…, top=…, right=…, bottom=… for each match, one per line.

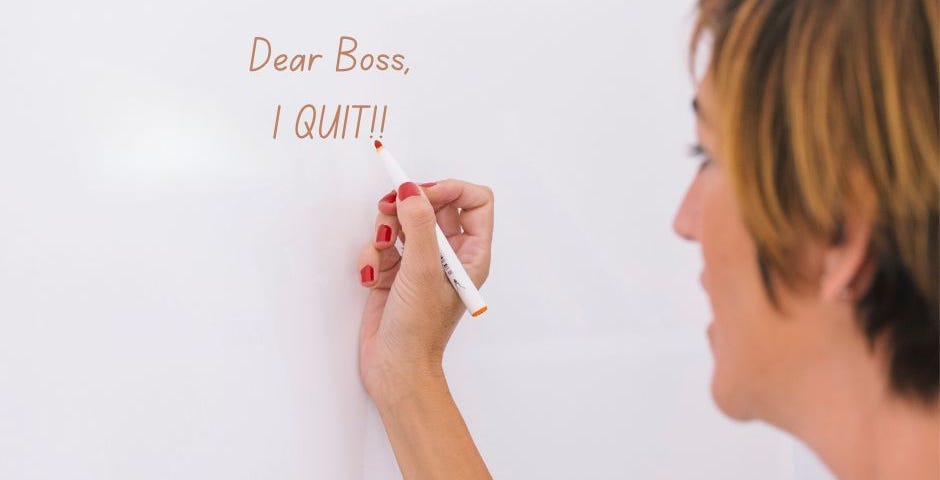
left=0, top=0, right=833, bottom=478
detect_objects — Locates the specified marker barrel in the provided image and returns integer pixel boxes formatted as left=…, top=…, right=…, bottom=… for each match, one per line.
left=433, top=225, right=487, bottom=316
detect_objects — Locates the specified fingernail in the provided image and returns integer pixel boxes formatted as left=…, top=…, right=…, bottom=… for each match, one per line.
left=376, top=224, right=392, bottom=243
left=360, top=265, right=374, bottom=284
left=419, top=181, right=437, bottom=188
left=381, top=190, right=397, bottom=203
left=398, top=181, right=421, bottom=200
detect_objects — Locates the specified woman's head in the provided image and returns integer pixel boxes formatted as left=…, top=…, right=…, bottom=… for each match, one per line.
left=674, top=0, right=938, bottom=421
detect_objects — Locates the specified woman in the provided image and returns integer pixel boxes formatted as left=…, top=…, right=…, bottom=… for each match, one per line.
left=355, top=0, right=939, bottom=478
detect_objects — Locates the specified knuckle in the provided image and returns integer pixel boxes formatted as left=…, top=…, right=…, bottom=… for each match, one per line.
left=481, top=185, right=494, bottom=203
left=407, top=204, right=437, bottom=229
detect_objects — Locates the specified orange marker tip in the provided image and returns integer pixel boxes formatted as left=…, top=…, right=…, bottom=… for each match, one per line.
left=374, top=140, right=383, bottom=150
left=471, top=306, right=488, bottom=317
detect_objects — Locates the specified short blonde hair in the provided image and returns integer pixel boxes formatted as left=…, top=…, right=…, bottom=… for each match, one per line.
left=692, top=0, right=939, bottom=401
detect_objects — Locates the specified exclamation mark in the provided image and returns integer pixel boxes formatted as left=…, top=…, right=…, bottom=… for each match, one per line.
left=378, top=105, right=387, bottom=139
left=369, top=105, right=378, bottom=138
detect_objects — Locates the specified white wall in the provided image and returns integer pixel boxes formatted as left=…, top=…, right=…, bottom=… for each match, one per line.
left=0, top=0, right=833, bottom=478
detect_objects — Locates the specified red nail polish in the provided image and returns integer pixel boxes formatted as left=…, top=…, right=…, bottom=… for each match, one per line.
left=376, top=224, right=392, bottom=243
left=398, top=181, right=421, bottom=200
left=419, top=181, right=437, bottom=188
left=381, top=190, right=397, bottom=203
left=360, top=265, right=374, bottom=283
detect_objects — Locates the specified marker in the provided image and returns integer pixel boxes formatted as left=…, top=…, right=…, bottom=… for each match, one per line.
left=373, top=140, right=488, bottom=317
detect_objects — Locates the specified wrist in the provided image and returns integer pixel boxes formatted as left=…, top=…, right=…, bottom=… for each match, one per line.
left=369, top=361, right=448, bottom=413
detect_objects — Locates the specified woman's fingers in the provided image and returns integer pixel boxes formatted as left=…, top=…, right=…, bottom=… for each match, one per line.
left=369, top=179, right=493, bottom=287
left=424, top=179, right=494, bottom=239
left=435, top=204, right=461, bottom=238
left=357, top=243, right=380, bottom=287
left=377, top=182, right=438, bottom=217
left=357, top=241, right=402, bottom=290
left=374, top=258, right=401, bottom=289
left=374, top=211, right=401, bottom=250
left=377, top=189, right=397, bottom=217
left=377, top=180, right=493, bottom=239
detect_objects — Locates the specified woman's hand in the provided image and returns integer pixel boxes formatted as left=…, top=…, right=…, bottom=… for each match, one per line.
left=356, top=179, right=495, bottom=479
left=356, top=179, right=494, bottom=406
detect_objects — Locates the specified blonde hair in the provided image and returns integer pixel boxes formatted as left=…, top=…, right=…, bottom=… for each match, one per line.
left=692, top=0, right=939, bottom=400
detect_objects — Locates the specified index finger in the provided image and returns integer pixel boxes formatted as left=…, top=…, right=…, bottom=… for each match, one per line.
left=424, top=179, right=494, bottom=239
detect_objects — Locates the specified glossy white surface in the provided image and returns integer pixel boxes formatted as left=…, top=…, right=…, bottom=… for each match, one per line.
left=0, top=1, right=833, bottom=478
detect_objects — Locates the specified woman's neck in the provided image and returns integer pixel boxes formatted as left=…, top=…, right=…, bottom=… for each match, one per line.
left=776, top=340, right=939, bottom=480
left=806, top=394, right=937, bottom=479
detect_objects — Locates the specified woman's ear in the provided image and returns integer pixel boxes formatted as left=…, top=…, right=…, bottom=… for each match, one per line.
left=820, top=170, right=877, bottom=303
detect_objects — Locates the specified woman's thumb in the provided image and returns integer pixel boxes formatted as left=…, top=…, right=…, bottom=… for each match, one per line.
left=396, top=182, right=442, bottom=273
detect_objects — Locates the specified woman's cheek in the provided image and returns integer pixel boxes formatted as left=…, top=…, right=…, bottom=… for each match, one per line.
left=698, top=166, right=764, bottom=419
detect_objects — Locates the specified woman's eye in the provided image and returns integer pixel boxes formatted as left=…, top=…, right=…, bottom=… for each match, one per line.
left=689, top=143, right=712, bottom=171
left=698, top=157, right=713, bottom=172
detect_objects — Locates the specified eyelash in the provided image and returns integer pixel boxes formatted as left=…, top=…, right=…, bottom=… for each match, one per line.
left=689, top=143, right=712, bottom=171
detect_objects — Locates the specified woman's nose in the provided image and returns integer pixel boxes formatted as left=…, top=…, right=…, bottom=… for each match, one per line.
left=673, top=178, right=701, bottom=242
